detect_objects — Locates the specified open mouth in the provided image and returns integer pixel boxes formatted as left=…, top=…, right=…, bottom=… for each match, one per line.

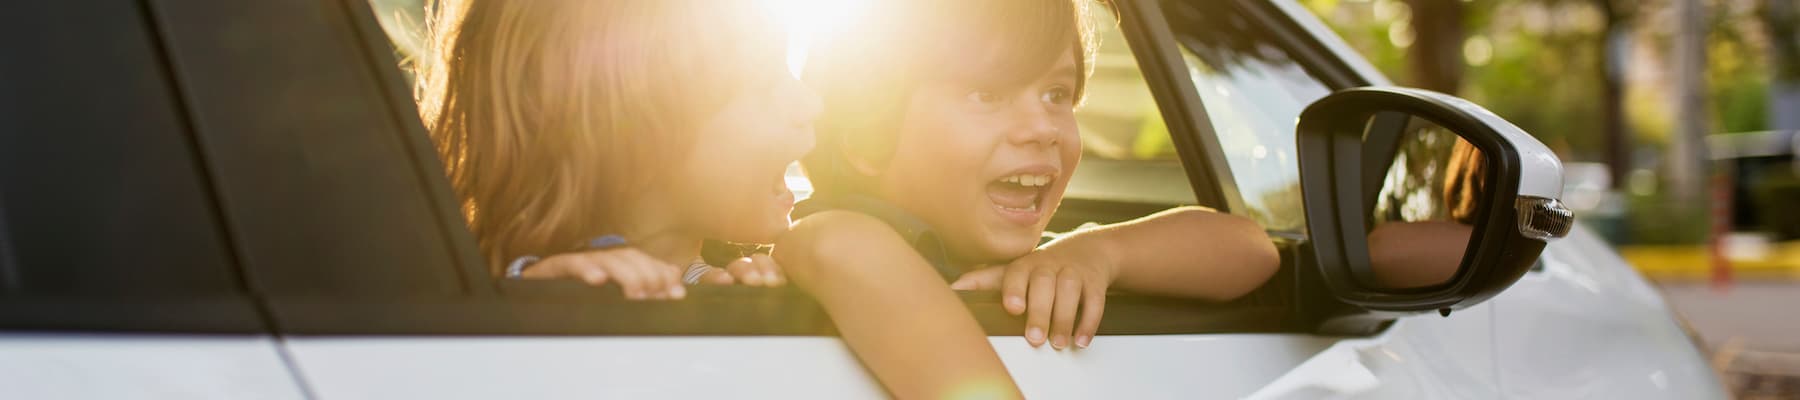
left=985, top=171, right=1054, bottom=222
left=771, top=168, right=795, bottom=209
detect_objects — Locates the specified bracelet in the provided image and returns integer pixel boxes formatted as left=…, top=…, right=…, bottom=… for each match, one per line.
left=504, top=255, right=542, bottom=279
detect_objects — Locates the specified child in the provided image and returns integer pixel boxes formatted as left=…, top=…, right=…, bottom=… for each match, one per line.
left=777, top=0, right=1280, bottom=395
left=415, top=0, right=814, bottom=299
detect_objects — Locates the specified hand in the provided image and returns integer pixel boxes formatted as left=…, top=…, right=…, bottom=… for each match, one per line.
left=694, top=253, right=787, bottom=287
left=950, top=235, right=1119, bottom=350
left=523, top=248, right=686, bottom=300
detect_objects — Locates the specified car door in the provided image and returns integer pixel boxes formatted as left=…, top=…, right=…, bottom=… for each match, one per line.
left=59, top=0, right=1505, bottom=398
left=0, top=2, right=308, bottom=399
left=265, top=1, right=1499, bottom=399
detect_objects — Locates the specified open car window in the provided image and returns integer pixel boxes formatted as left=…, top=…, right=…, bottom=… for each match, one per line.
left=261, top=0, right=1315, bottom=337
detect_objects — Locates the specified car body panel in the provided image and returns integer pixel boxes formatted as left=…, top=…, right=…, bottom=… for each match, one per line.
left=283, top=335, right=1343, bottom=399
left=1491, top=224, right=1727, bottom=398
left=0, top=333, right=306, bottom=400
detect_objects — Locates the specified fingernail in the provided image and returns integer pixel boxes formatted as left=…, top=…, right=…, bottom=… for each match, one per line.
left=1076, top=335, right=1092, bottom=349
left=1051, top=334, right=1068, bottom=349
left=950, top=281, right=971, bottom=290
left=669, top=286, right=686, bottom=299
left=1026, top=326, right=1045, bottom=345
left=1005, top=297, right=1025, bottom=313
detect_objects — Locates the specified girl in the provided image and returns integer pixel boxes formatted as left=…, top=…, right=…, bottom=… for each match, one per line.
left=414, top=2, right=1018, bottom=398
left=415, top=0, right=816, bottom=298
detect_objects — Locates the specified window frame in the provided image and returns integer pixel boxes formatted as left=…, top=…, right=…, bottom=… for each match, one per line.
left=5, top=0, right=1419, bottom=336
left=0, top=0, right=268, bottom=334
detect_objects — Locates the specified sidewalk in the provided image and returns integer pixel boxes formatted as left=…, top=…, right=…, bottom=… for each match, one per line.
left=1658, top=281, right=1800, bottom=398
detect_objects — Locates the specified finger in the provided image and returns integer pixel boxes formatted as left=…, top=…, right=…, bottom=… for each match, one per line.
left=635, top=253, right=683, bottom=300
left=659, top=261, right=686, bottom=300
left=750, top=254, right=784, bottom=286
left=571, top=263, right=611, bottom=287
left=1024, top=266, right=1058, bottom=347
left=1049, top=268, right=1082, bottom=350
left=726, top=257, right=764, bottom=286
left=949, top=266, right=1004, bottom=291
left=604, top=256, right=647, bottom=300
left=1001, top=261, right=1033, bottom=315
left=1075, top=284, right=1107, bottom=349
left=700, top=266, right=736, bottom=285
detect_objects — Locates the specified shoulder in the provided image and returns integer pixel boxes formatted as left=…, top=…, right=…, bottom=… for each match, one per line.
left=775, top=210, right=914, bottom=270
left=781, top=210, right=904, bottom=253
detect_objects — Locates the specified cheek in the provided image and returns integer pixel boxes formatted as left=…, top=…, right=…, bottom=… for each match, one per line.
left=1059, top=120, right=1082, bottom=170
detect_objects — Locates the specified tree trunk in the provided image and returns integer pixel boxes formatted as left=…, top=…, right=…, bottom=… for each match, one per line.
left=1764, top=0, right=1800, bottom=131
left=1598, top=0, right=1633, bottom=189
left=1404, top=0, right=1466, bottom=93
left=1670, top=0, right=1710, bottom=202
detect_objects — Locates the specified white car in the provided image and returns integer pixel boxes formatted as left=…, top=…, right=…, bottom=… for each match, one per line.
left=0, top=0, right=1722, bottom=398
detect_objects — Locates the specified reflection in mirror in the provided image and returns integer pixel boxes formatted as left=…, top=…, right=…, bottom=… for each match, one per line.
left=1365, top=116, right=1491, bottom=289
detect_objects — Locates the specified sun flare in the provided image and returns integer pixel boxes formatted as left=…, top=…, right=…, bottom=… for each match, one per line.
left=757, top=0, right=869, bottom=78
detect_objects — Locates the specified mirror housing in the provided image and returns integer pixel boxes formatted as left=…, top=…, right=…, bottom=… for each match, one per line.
left=1297, top=87, right=1572, bottom=314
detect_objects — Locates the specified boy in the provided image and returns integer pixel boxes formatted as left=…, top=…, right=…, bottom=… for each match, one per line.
left=774, top=0, right=1280, bottom=397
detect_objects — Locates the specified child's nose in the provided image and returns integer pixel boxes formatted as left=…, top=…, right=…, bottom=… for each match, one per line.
left=1008, top=105, right=1061, bottom=148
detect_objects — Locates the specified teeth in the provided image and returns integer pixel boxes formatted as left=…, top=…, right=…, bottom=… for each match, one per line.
left=997, top=203, right=1039, bottom=212
left=999, top=174, right=1053, bottom=187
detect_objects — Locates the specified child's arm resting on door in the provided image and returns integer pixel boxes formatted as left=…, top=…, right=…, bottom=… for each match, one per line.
left=775, top=210, right=1022, bottom=400
left=951, top=206, right=1279, bottom=349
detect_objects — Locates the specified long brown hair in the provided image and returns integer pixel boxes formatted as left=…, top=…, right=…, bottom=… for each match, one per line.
left=416, top=0, right=781, bottom=271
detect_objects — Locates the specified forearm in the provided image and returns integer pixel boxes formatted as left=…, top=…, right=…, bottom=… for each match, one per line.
left=776, top=213, right=1021, bottom=399
left=1085, top=207, right=1280, bottom=301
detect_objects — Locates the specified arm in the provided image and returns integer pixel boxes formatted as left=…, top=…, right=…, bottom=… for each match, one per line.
left=774, top=211, right=1021, bottom=400
left=951, top=206, right=1280, bottom=349
left=1091, top=206, right=1280, bottom=301
left=1366, top=221, right=1472, bottom=288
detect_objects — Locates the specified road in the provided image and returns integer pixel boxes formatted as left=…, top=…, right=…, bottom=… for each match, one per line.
left=1658, top=280, right=1800, bottom=397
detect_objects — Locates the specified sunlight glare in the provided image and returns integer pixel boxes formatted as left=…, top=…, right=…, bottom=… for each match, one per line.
left=759, top=0, right=869, bottom=78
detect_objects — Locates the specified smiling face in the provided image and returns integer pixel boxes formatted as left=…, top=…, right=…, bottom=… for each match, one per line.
left=872, top=50, right=1083, bottom=263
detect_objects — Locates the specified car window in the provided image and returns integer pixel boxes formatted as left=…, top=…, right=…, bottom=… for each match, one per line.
left=1162, top=1, right=1334, bottom=233
left=1064, top=4, right=1197, bottom=207
left=311, top=0, right=1300, bottom=336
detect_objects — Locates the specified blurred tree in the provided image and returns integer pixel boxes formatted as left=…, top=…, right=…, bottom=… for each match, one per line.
left=1404, top=0, right=1468, bottom=92
left=1597, top=0, right=1638, bottom=188
left=1763, top=0, right=1800, bottom=130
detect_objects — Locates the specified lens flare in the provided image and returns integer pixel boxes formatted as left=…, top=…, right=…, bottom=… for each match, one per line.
left=757, top=0, right=870, bottom=77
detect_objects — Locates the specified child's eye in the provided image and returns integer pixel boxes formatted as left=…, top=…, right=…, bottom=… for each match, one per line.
left=1040, top=86, right=1074, bottom=107
left=966, top=90, right=1008, bottom=109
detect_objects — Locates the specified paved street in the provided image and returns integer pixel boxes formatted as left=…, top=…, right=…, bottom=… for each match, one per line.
left=1659, top=281, right=1800, bottom=397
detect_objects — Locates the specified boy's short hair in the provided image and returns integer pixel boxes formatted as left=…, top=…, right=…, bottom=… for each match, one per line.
left=800, top=0, right=1097, bottom=198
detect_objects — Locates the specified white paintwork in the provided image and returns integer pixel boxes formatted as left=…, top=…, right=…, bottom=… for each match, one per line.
left=280, top=299, right=1518, bottom=399
left=0, top=333, right=307, bottom=400
left=1490, top=224, right=1727, bottom=399
left=282, top=334, right=1340, bottom=399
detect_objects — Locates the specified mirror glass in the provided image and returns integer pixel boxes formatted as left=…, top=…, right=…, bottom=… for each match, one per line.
left=1362, top=113, right=1493, bottom=290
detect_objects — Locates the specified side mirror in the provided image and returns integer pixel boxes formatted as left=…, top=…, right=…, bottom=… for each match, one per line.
left=1297, top=87, right=1572, bottom=314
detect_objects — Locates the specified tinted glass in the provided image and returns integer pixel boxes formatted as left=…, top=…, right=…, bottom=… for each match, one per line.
left=1164, top=1, right=1333, bottom=232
